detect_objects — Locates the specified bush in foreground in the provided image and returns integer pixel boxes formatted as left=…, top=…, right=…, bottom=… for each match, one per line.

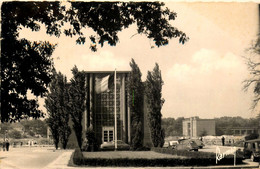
left=152, top=147, right=244, bottom=165
left=72, top=148, right=244, bottom=167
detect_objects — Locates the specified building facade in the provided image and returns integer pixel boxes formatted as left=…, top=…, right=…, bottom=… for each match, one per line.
left=67, top=71, right=152, bottom=148
left=182, top=117, right=216, bottom=138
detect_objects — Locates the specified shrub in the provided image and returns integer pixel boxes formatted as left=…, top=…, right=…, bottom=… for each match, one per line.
left=9, top=130, right=22, bottom=139
left=85, top=128, right=99, bottom=151
left=73, top=148, right=84, bottom=165
left=72, top=148, right=244, bottom=167
left=72, top=156, right=243, bottom=167
left=245, top=133, right=259, bottom=140
left=151, top=147, right=244, bottom=165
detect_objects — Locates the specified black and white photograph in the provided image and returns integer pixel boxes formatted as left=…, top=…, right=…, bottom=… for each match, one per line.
left=1, top=0, right=260, bottom=168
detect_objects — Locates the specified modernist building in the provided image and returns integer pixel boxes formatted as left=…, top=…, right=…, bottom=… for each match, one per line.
left=182, top=117, right=216, bottom=138
left=67, top=71, right=152, bottom=148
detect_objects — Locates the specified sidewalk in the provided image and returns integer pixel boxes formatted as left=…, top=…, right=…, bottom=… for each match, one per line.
left=44, top=151, right=260, bottom=169
left=43, top=150, right=74, bottom=169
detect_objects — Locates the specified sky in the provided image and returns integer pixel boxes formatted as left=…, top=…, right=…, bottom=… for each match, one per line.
left=19, top=1, right=260, bottom=119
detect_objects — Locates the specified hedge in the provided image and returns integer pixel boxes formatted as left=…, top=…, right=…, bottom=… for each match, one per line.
left=72, top=148, right=244, bottom=167
left=152, top=147, right=244, bottom=165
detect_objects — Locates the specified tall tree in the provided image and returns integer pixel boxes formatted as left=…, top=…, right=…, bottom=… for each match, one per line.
left=1, top=2, right=188, bottom=122
left=56, top=74, right=71, bottom=149
left=145, top=63, right=165, bottom=147
left=45, top=71, right=61, bottom=149
left=1, top=2, right=59, bottom=123
left=68, top=66, right=86, bottom=149
left=243, top=35, right=260, bottom=109
left=45, top=70, right=71, bottom=149
left=127, top=59, right=144, bottom=150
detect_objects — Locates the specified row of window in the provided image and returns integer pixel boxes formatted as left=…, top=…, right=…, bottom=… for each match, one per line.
left=95, top=107, right=120, bottom=113
left=97, top=93, right=120, bottom=99
left=96, top=101, right=120, bottom=107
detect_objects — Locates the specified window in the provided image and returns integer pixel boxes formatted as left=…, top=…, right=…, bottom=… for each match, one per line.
left=103, top=127, right=114, bottom=143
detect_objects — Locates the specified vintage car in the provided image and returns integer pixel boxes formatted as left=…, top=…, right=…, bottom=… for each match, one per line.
left=169, top=140, right=179, bottom=148
left=191, top=139, right=205, bottom=149
left=175, top=139, right=199, bottom=151
left=243, top=139, right=260, bottom=162
left=100, top=140, right=130, bottom=150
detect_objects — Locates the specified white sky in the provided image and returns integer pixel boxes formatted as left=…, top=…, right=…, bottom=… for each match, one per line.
left=19, top=1, right=260, bottom=119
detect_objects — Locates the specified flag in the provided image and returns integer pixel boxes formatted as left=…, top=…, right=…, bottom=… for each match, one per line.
left=95, top=75, right=110, bottom=94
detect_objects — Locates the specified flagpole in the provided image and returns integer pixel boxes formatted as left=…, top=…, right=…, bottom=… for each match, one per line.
left=114, top=69, right=117, bottom=150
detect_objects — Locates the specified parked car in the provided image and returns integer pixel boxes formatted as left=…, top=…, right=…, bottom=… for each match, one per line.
left=163, top=141, right=170, bottom=148
left=175, top=139, right=199, bottom=151
left=169, top=140, right=179, bottom=148
left=191, top=139, right=205, bottom=149
left=243, top=139, right=260, bottom=162
left=100, top=140, right=130, bottom=150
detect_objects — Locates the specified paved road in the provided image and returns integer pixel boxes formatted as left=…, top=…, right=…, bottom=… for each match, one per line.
left=0, top=147, right=65, bottom=169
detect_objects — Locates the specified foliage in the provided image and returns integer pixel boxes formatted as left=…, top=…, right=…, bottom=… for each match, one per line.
left=245, top=133, right=259, bottom=140
left=73, top=148, right=84, bottom=165
left=66, top=2, right=189, bottom=50
left=215, top=116, right=259, bottom=136
left=145, top=63, right=165, bottom=147
left=151, top=147, right=244, bottom=165
left=1, top=1, right=188, bottom=123
left=85, top=128, right=99, bottom=151
left=243, top=35, right=260, bottom=109
left=9, top=129, right=22, bottom=139
left=1, top=1, right=59, bottom=122
left=45, top=114, right=59, bottom=149
left=45, top=70, right=71, bottom=149
left=68, top=66, right=86, bottom=149
left=0, top=119, right=47, bottom=138
left=57, top=73, right=71, bottom=149
left=45, top=70, right=60, bottom=149
left=0, top=123, right=11, bottom=134
left=28, top=130, right=35, bottom=137
left=127, top=59, right=144, bottom=150
left=20, top=119, right=48, bottom=137
left=162, top=117, right=184, bottom=137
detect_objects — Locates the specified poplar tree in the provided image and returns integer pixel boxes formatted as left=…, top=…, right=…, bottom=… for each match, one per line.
left=128, top=59, right=144, bottom=150
left=45, top=71, right=71, bottom=149
left=68, top=66, right=86, bottom=149
left=45, top=71, right=61, bottom=149
left=58, top=76, right=71, bottom=149
left=145, top=63, right=165, bottom=147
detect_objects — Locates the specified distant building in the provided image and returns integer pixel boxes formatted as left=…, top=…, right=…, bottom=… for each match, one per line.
left=218, top=126, right=258, bottom=136
left=182, top=117, right=216, bottom=137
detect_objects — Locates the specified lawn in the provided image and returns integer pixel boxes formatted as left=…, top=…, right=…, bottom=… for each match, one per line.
left=82, top=151, right=184, bottom=159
